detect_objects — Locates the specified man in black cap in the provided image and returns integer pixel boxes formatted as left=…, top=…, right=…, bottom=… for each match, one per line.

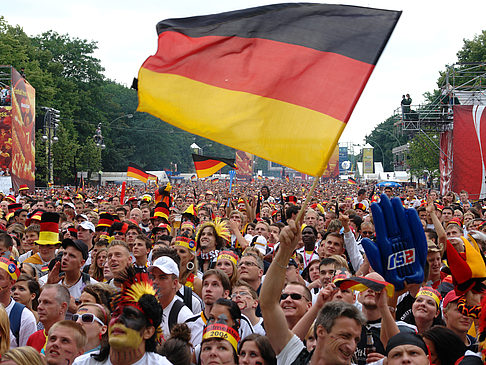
left=44, top=238, right=98, bottom=299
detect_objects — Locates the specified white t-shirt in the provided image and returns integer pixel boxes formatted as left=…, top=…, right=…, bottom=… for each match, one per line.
left=39, top=273, right=98, bottom=299
left=276, top=334, right=305, bottom=364
left=73, top=351, right=172, bottom=365
left=161, top=297, right=194, bottom=339
left=6, top=298, right=37, bottom=347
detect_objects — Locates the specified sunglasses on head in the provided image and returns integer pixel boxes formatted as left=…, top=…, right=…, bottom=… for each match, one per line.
left=280, top=293, right=307, bottom=301
left=72, top=313, right=104, bottom=325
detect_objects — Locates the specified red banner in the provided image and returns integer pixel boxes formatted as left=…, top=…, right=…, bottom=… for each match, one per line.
left=440, top=130, right=453, bottom=196
left=11, top=68, right=35, bottom=191
left=0, top=107, right=12, bottom=175
left=235, top=150, right=253, bottom=181
left=452, top=105, right=486, bottom=200
left=322, top=144, right=340, bottom=178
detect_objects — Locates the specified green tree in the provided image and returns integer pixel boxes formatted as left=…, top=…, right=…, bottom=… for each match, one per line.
left=365, top=116, right=406, bottom=171
left=408, top=133, right=440, bottom=183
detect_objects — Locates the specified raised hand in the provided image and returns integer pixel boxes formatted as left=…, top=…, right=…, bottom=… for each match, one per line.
left=361, top=194, right=427, bottom=291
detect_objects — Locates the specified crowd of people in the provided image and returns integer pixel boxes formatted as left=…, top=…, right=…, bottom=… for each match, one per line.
left=0, top=178, right=484, bottom=365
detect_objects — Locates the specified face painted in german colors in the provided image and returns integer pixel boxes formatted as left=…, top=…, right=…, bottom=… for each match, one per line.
left=108, top=306, right=147, bottom=350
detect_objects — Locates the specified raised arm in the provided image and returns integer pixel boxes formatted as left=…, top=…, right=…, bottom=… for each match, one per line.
left=426, top=197, right=446, bottom=255
left=260, top=219, right=300, bottom=354
left=292, top=283, right=336, bottom=340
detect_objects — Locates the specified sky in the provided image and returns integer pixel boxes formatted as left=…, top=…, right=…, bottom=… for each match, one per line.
left=3, top=0, right=486, bottom=146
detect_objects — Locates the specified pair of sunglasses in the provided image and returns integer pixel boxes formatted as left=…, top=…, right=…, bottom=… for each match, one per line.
left=72, top=313, right=104, bottom=325
left=280, top=293, right=307, bottom=301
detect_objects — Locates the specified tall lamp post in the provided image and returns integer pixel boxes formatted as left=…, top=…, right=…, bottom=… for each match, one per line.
left=42, top=108, right=60, bottom=186
left=93, top=123, right=106, bottom=188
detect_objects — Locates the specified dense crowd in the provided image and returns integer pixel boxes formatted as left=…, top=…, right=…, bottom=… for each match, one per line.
left=0, top=178, right=484, bottom=365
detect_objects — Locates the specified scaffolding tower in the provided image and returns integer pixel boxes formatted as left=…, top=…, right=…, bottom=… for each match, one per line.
left=394, top=62, right=486, bottom=135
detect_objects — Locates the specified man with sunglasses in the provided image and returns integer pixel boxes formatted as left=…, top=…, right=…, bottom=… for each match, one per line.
left=280, top=281, right=312, bottom=330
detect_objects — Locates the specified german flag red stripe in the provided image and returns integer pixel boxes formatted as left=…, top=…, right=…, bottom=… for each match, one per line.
left=127, top=163, right=150, bottom=183
left=143, top=33, right=372, bottom=121
left=41, top=222, right=59, bottom=233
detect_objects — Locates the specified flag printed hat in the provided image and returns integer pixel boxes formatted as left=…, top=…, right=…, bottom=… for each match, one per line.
left=150, top=202, right=170, bottom=222
left=6, top=203, right=22, bottom=221
left=36, top=212, right=61, bottom=245
left=0, top=257, right=20, bottom=281
left=26, top=209, right=44, bottom=227
left=97, top=212, right=115, bottom=228
left=18, top=184, right=29, bottom=191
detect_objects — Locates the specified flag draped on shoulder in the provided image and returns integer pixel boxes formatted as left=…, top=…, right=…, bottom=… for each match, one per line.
left=137, top=3, right=400, bottom=176
left=192, top=154, right=236, bottom=178
left=127, top=163, right=150, bottom=183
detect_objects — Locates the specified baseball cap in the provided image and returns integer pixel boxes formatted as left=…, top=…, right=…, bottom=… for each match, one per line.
left=148, top=256, right=179, bottom=277
left=442, top=290, right=461, bottom=309
left=79, top=221, right=95, bottom=232
left=62, top=239, right=88, bottom=260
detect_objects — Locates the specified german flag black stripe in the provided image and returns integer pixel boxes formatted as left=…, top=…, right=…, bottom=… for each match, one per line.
left=156, top=3, right=400, bottom=64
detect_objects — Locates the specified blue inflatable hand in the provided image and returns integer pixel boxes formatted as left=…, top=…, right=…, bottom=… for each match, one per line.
left=361, top=194, right=427, bottom=291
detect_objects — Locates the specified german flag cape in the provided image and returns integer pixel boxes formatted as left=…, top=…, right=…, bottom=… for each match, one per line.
left=127, top=163, right=150, bottom=183
left=334, top=276, right=395, bottom=297
left=137, top=4, right=400, bottom=176
left=192, top=154, right=237, bottom=178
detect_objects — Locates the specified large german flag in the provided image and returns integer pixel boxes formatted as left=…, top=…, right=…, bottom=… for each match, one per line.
left=127, top=163, right=150, bottom=183
left=193, top=154, right=236, bottom=178
left=138, top=4, right=400, bottom=176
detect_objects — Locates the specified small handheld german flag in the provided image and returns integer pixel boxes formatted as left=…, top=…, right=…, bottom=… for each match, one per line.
left=192, top=154, right=237, bottom=178
left=127, top=163, right=150, bottom=183
left=347, top=177, right=357, bottom=185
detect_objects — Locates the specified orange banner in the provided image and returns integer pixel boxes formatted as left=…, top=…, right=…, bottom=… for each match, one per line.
left=11, top=68, right=35, bottom=191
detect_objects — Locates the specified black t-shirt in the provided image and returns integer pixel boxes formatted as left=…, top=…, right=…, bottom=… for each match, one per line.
left=355, top=320, right=385, bottom=365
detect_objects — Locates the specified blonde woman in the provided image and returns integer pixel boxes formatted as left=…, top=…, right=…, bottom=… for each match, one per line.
left=173, top=235, right=202, bottom=297
left=0, top=304, right=9, bottom=356
left=1, top=346, right=45, bottom=365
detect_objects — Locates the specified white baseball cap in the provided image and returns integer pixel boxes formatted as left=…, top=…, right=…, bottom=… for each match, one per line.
left=79, top=221, right=95, bottom=232
left=149, top=256, right=179, bottom=277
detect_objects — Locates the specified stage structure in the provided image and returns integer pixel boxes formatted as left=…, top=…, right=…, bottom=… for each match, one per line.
left=393, top=63, right=486, bottom=199
left=0, top=66, right=36, bottom=193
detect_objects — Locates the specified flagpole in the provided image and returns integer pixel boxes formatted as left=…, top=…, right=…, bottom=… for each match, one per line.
left=295, top=175, right=321, bottom=223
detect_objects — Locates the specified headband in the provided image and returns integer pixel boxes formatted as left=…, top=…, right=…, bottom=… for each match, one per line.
left=217, top=251, right=238, bottom=266
left=202, top=323, right=240, bottom=351
left=416, top=286, right=441, bottom=308
left=174, top=236, right=196, bottom=253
